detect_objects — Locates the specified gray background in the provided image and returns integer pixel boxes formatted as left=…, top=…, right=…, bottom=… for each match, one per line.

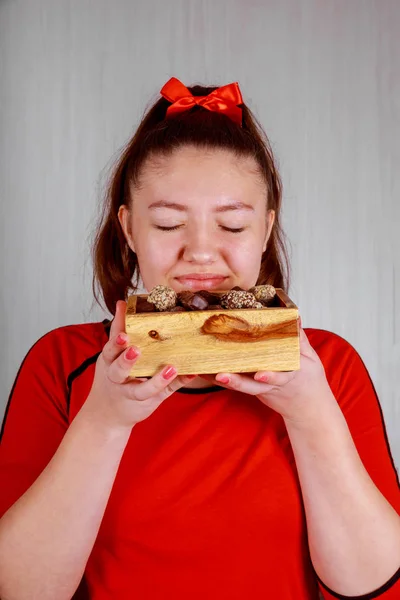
left=1, top=0, right=399, bottom=466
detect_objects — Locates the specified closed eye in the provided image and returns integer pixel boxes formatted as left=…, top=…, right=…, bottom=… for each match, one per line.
left=154, top=225, right=245, bottom=233
left=221, top=226, right=245, bottom=233
left=154, top=225, right=183, bottom=231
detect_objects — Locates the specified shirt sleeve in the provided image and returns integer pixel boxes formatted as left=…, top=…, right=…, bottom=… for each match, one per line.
left=318, top=567, right=400, bottom=600
left=313, top=332, right=400, bottom=599
left=0, top=330, right=70, bottom=518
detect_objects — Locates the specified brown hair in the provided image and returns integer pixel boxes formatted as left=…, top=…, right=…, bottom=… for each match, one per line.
left=92, top=83, right=290, bottom=315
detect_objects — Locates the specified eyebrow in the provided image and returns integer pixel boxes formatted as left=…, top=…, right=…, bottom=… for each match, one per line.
left=148, top=200, right=255, bottom=212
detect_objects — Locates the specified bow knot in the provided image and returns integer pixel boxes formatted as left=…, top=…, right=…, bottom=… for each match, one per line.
left=160, top=77, right=243, bottom=126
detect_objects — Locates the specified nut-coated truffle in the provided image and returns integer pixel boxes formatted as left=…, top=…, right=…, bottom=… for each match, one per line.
left=248, top=284, right=276, bottom=305
left=147, top=285, right=177, bottom=311
left=221, top=290, right=259, bottom=309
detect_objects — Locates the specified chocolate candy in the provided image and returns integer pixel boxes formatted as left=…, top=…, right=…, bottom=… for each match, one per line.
left=196, top=290, right=221, bottom=305
left=147, top=285, right=177, bottom=311
left=248, top=284, right=276, bottom=306
left=178, top=291, right=209, bottom=311
left=139, top=285, right=272, bottom=313
left=136, top=297, right=156, bottom=313
left=221, top=290, right=259, bottom=309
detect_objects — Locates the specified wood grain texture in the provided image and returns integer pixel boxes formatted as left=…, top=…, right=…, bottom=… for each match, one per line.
left=125, top=290, right=299, bottom=376
left=0, top=0, right=398, bottom=465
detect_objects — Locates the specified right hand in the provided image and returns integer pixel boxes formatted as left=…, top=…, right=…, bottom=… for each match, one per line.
left=82, top=300, right=195, bottom=431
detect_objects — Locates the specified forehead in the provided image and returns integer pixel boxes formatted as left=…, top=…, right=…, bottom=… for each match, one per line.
left=135, top=146, right=265, bottom=199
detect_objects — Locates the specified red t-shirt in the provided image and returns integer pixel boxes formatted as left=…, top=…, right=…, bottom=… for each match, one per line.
left=1, top=321, right=399, bottom=599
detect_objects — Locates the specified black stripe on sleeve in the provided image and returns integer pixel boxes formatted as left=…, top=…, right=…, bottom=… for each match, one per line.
left=313, top=336, right=400, bottom=598
left=0, top=333, right=50, bottom=443
left=1, top=320, right=111, bottom=440
left=65, top=319, right=110, bottom=413
left=349, top=333, right=398, bottom=488
left=318, top=329, right=400, bottom=488
left=66, top=353, right=101, bottom=414
left=316, top=565, right=400, bottom=599
left=357, top=352, right=400, bottom=489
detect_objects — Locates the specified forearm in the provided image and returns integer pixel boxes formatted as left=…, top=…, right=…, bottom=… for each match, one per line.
left=0, top=399, right=132, bottom=600
left=284, top=393, right=400, bottom=596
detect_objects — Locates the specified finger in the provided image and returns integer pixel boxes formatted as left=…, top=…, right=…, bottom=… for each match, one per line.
left=150, top=373, right=199, bottom=402
left=296, top=314, right=314, bottom=359
left=123, top=375, right=197, bottom=416
left=107, top=345, right=141, bottom=384
left=126, top=368, right=198, bottom=402
left=213, top=372, right=265, bottom=394
left=204, top=369, right=296, bottom=394
left=125, top=365, right=183, bottom=401
left=253, top=370, right=297, bottom=387
left=102, top=330, right=134, bottom=367
left=299, top=326, right=316, bottom=359
left=210, top=372, right=281, bottom=395
left=109, top=300, right=127, bottom=340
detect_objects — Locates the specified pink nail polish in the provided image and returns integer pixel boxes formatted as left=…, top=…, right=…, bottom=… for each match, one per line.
left=217, top=375, right=230, bottom=384
left=116, top=334, right=127, bottom=346
left=255, top=374, right=268, bottom=383
left=125, top=347, right=139, bottom=360
left=162, top=366, right=177, bottom=380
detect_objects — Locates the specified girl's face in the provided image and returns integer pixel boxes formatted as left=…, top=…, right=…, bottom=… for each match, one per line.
left=119, top=146, right=275, bottom=293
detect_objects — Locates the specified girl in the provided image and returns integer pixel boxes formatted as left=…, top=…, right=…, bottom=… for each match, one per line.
left=0, top=77, right=399, bottom=600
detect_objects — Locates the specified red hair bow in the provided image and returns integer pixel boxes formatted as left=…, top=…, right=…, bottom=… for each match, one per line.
left=160, top=77, right=244, bottom=126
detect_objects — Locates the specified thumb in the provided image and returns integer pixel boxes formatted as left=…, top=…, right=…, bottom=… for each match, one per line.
left=110, top=300, right=127, bottom=339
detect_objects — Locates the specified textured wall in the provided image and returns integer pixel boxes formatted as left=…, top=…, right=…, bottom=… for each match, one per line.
left=0, top=0, right=399, bottom=464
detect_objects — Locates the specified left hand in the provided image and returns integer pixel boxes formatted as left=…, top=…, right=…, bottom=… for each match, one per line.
left=201, top=319, right=336, bottom=426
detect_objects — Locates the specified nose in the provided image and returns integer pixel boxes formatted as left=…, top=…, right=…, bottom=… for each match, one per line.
left=181, top=225, right=218, bottom=265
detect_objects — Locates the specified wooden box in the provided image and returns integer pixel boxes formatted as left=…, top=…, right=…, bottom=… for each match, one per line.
left=125, top=289, right=300, bottom=377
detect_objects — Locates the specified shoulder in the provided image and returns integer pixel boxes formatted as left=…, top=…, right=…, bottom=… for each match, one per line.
left=1, top=320, right=111, bottom=445
left=304, top=327, right=361, bottom=366
left=27, top=319, right=110, bottom=354
left=18, top=320, right=110, bottom=384
left=42, top=320, right=110, bottom=352
left=304, top=327, right=376, bottom=406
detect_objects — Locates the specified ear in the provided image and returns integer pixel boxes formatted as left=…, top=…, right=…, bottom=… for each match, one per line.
left=262, top=209, right=275, bottom=252
left=118, top=205, right=135, bottom=254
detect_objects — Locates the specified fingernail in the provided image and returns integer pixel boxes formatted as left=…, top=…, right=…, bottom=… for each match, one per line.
left=117, top=334, right=127, bottom=346
left=216, top=375, right=230, bottom=384
left=255, top=374, right=268, bottom=383
left=185, top=375, right=197, bottom=380
left=162, top=366, right=177, bottom=380
left=125, top=347, right=139, bottom=361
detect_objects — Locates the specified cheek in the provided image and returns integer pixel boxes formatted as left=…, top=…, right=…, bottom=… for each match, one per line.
left=134, top=236, right=178, bottom=289
left=222, top=236, right=264, bottom=285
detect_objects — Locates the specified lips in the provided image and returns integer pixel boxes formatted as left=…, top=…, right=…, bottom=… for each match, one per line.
left=175, top=274, right=228, bottom=291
